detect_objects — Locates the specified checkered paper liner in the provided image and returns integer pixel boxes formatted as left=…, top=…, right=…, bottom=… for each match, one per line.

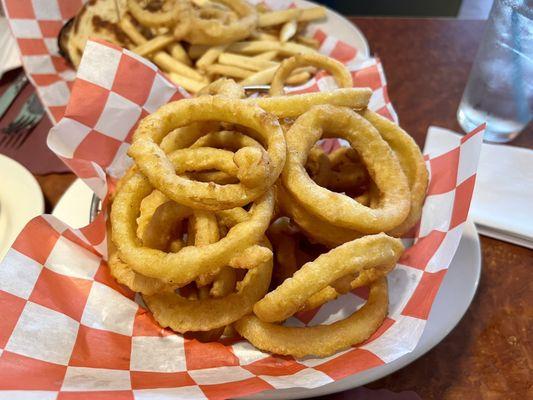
left=1, top=7, right=484, bottom=400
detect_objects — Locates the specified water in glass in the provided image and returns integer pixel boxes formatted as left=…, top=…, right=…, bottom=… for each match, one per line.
left=457, top=0, right=532, bottom=143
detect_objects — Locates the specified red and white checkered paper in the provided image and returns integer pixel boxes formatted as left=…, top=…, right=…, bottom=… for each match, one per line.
left=1, top=2, right=485, bottom=399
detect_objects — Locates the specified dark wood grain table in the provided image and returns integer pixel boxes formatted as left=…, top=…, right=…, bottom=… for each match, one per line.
left=2, top=17, right=532, bottom=400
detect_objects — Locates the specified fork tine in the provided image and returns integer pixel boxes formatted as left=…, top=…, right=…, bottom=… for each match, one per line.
left=4, top=115, right=30, bottom=134
left=14, top=130, right=32, bottom=149
left=4, top=116, right=32, bottom=146
left=13, top=115, right=33, bottom=132
left=13, top=116, right=39, bottom=149
left=0, top=133, right=9, bottom=146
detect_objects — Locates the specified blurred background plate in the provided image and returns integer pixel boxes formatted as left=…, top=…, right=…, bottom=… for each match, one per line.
left=0, top=154, right=44, bottom=261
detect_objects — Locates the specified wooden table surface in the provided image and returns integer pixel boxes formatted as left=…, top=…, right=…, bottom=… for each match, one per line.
left=3, top=17, right=532, bottom=400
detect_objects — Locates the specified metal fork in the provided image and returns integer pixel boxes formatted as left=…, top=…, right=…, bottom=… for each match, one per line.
left=0, top=93, right=45, bottom=149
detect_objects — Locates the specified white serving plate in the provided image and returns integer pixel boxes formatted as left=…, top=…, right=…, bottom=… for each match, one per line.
left=51, top=5, right=478, bottom=398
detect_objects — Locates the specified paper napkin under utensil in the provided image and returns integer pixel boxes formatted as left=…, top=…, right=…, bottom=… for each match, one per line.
left=424, top=126, right=533, bottom=249
left=0, top=17, right=21, bottom=78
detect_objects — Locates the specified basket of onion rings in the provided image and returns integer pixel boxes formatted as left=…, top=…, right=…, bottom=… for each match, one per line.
left=0, top=21, right=484, bottom=398
left=101, top=51, right=430, bottom=358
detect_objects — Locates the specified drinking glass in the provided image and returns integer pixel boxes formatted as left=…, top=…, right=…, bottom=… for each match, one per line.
left=457, top=0, right=532, bottom=143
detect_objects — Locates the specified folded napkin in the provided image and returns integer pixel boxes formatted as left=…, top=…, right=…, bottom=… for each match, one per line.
left=424, top=126, right=533, bottom=249
left=0, top=17, right=21, bottom=78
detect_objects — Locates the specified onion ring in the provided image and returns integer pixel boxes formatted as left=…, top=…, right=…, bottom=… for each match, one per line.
left=180, top=0, right=258, bottom=45
left=127, top=0, right=184, bottom=28
left=108, top=248, right=174, bottom=295
left=190, top=130, right=262, bottom=151
left=246, top=88, right=371, bottom=119
left=235, top=277, right=388, bottom=358
left=128, top=96, right=285, bottom=210
left=253, top=233, right=403, bottom=323
left=270, top=53, right=353, bottom=96
left=143, top=210, right=273, bottom=332
left=360, top=110, right=428, bottom=236
left=197, top=77, right=245, bottom=98
left=302, top=261, right=396, bottom=311
left=282, top=105, right=411, bottom=233
left=111, top=170, right=275, bottom=285
left=143, top=251, right=272, bottom=332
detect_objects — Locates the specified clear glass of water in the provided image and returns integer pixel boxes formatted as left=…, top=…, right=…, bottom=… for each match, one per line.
left=457, top=0, right=532, bottom=143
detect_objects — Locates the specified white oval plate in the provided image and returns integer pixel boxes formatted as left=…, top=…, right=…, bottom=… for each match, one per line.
left=53, top=179, right=481, bottom=398
left=0, top=154, right=44, bottom=261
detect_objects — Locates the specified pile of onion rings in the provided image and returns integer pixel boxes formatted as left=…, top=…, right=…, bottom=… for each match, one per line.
left=110, top=53, right=428, bottom=357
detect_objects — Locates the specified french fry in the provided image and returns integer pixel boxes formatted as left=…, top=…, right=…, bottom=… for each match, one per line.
left=168, top=43, right=192, bottom=66
left=153, top=52, right=205, bottom=82
left=280, top=19, right=298, bottom=42
left=206, top=64, right=254, bottom=79
left=252, top=50, right=278, bottom=61
left=120, top=17, right=203, bottom=81
left=294, top=66, right=317, bottom=74
left=239, top=65, right=278, bottom=86
left=228, top=41, right=317, bottom=56
left=286, top=71, right=311, bottom=85
left=118, top=17, right=146, bottom=46
left=240, top=65, right=316, bottom=87
left=218, top=53, right=278, bottom=72
left=132, top=34, right=175, bottom=56
left=299, top=7, right=327, bottom=22
left=196, top=45, right=229, bottom=70
left=295, top=35, right=321, bottom=49
left=167, top=72, right=208, bottom=93
left=250, top=31, right=279, bottom=41
left=116, top=3, right=323, bottom=88
left=258, top=9, right=301, bottom=27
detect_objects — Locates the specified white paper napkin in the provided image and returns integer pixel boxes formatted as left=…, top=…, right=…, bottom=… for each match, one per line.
left=424, top=126, right=533, bottom=249
left=0, top=17, right=21, bottom=78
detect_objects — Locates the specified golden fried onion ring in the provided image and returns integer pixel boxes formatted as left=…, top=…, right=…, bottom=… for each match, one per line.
left=143, top=210, right=273, bottom=332
left=277, top=185, right=361, bottom=248
left=128, top=96, right=286, bottom=210
left=111, top=171, right=275, bottom=285
left=282, top=105, right=411, bottom=233
left=144, top=252, right=272, bottom=332
left=197, top=77, right=245, bottom=99
left=127, top=0, right=184, bottom=27
left=180, top=0, right=258, bottom=45
left=270, top=53, right=353, bottom=96
left=235, top=277, right=389, bottom=358
left=247, top=88, right=371, bottom=119
left=360, top=110, right=428, bottom=236
left=253, top=233, right=403, bottom=323
left=281, top=110, right=428, bottom=246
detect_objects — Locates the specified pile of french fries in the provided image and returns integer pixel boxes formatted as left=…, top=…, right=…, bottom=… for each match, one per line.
left=118, top=1, right=326, bottom=92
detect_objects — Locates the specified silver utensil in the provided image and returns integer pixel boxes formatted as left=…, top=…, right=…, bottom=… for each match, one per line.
left=0, top=93, right=45, bottom=149
left=0, top=72, right=28, bottom=119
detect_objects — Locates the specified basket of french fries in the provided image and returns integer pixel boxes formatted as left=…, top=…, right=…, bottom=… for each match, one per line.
left=0, top=0, right=485, bottom=398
